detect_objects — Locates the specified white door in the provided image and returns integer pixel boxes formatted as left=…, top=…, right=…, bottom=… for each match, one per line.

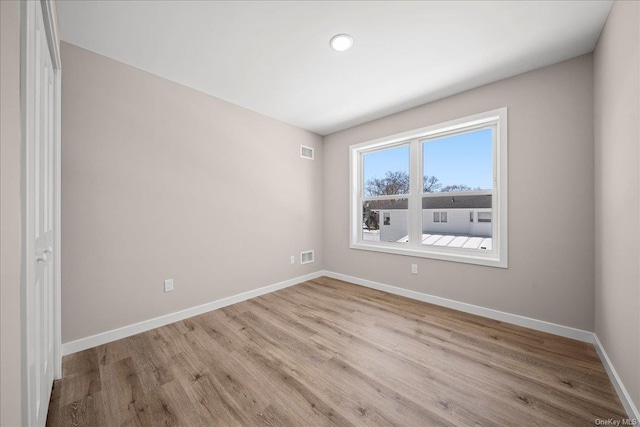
left=25, top=2, right=57, bottom=425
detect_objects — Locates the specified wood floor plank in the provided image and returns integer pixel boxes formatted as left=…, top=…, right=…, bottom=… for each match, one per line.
left=95, top=337, right=131, bottom=367
left=61, top=348, right=101, bottom=379
left=307, top=321, right=534, bottom=426
left=61, top=392, right=107, bottom=427
left=57, top=348, right=102, bottom=407
left=168, top=347, right=246, bottom=426
left=237, top=309, right=334, bottom=367
left=220, top=310, right=401, bottom=425
left=384, top=321, right=618, bottom=412
left=190, top=311, right=245, bottom=353
left=127, top=333, right=175, bottom=392
left=246, top=326, right=449, bottom=427
left=183, top=327, right=270, bottom=421
left=48, top=277, right=629, bottom=426
left=99, top=357, right=153, bottom=426
left=253, top=404, right=300, bottom=427
left=236, top=344, right=355, bottom=426
left=302, top=284, right=624, bottom=423
left=144, top=380, right=211, bottom=427
left=58, top=371, right=102, bottom=408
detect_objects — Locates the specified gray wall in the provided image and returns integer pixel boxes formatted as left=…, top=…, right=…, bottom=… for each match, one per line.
left=61, top=43, right=324, bottom=343
left=1, top=1, right=23, bottom=425
left=324, top=54, right=595, bottom=331
left=594, top=0, right=640, bottom=409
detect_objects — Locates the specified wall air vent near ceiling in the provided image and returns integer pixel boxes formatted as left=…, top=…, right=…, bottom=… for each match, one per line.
left=300, top=250, right=314, bottom=264
left=300, top=145, right=314, bottom=160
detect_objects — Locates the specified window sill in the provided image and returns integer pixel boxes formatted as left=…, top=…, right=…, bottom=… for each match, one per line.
left=350, top=241, right=508, bottom=269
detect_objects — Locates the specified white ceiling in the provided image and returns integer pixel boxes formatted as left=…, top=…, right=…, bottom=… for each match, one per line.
left=56, top=1, right=612, bottom=135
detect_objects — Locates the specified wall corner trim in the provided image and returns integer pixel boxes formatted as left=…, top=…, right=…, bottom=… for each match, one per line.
left=592, top=334, right=640, bottom=422
left=61, top=271, right=325, bottom=356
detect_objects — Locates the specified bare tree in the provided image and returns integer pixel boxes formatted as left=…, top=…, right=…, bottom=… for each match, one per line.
left=423, top=175, right=441, bottom=193
left=365, top=171, right=410, bottom=196
left=440, top=184, right=482, bottom=192
left=440, top=184, right=471, bottom=192
left=366, top=171, right=477, bottom=196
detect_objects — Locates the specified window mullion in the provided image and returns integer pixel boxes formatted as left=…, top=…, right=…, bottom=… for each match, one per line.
left=410, top=139, right=422, bottom=248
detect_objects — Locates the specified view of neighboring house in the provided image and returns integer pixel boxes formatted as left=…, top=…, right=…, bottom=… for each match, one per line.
left=363, top=194, right=493, bottom=249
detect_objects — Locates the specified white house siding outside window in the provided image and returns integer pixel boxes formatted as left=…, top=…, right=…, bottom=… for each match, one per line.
left=350, top=108, right=508, bottom=268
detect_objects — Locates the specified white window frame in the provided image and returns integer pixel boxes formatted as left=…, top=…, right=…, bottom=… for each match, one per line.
left=349, top=108, right=508, bottom=268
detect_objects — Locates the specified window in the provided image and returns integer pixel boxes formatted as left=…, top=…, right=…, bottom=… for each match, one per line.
left=478, top=212, right=492, bottom=223
left=433, top=212, right=448, bottom=223
left=383, top=212, right=391, bottom=226
left=350, top=108, right=508, bottom=268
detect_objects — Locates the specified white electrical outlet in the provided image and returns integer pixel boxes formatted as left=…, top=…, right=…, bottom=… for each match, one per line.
left=164, top=279, right=174, bottom=293
left=411, top=264, right=418, bottom=275
left=290, top=255, right=295, bottom=264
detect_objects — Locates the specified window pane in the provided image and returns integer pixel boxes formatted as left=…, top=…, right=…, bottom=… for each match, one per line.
left=422, top=128, right=493, bottom=193
left=362, top=199, right=408, bottom=243
left=478, top=212, right=492, bottom=223
left=422, top=195, right=492, bottom=249
left=363, top=145, right=410, bottom=196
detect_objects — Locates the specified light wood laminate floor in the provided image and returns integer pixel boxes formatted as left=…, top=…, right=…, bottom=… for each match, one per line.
left=47, top=277, right=627, bottom=426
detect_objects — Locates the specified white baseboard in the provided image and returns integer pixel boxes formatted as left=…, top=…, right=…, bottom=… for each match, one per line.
left=62, top=271, right=325, bottom=356
left=592, top=334, right=640, bottom=422
left=322, top=271, right=594, bottom=343
left=62, top=268, right=637, bottom=420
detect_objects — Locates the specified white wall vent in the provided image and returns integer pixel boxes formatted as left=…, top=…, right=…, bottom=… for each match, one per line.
left=300, top=250, right=314, bottom=264
left=300, top=145, right=314, bottom=160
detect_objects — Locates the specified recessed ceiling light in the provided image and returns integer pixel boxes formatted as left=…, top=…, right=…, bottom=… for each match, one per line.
left=330, top=34, right=353, bottom=52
